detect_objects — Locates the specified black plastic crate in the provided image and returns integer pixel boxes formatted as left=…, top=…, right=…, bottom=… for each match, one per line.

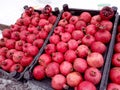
left=23, top=4, right=118, bottom=90
left=0, top=6, right=60, bottom=81
left=99, top=16, right=120, bottom=90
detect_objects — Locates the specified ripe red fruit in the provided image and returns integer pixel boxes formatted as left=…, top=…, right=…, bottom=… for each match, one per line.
left=114, top=43, right=120, bottom=53
left=100, top=20, right=113, bottom=31
left=82, top=34, right=95, bottom=46
left=52, top=52, right=64, bottom=64
left=90, top=15, right=101, bottom=27
left=13, top=51, right=24, bottom=63
left=100, top=6, right=114, bottom=20
left=76, top=45, right=90, bottom=58
left=48, top=15, right=57, bottom=24
left=0, top=38, right=5, bottom=47
left=19, top=30, right=29, bottom=41
left=39, top=30, right=48, bottom=39
left=26, top=34, right=36, bottom=43
left=51, top=74, right=67, bottom=90
left=90, top=41, right=107, bottom=54
left=112, top=53, right=120, bottom=67
left=75, top=20, right=86, bottom=30
left=10, top=64, right=23, bottom=72
left=20, top=56, right=33, bottom=67
left=95, top=30, right=111, bottom=44
left=107, top=83, right=120, bottom=90
left=60, top=61, right=73, bottom=76
left=2, top=29, right=11, bottom=38
left=45, top=44, right=56, bottom=55
left=38, top=54, right=51, bottom=67
left=45, top=62, right=59, bottom=77
left=28, top=25, right=37, bottom=33
left=11, top=24, right=20, bottom=31
left=26, top=45, right=39, bottom=56
left=6, top=49, right=16, bottom=59
left=0, top=55, right=5, bottom=64
left=22, top=17, right=31, bottom=26
left=58, top=19, right=68, bottom=27
left=64, top=24, right=75, bottom=33
left=11, top=31, right=20, bottom=40
left=87, top=52, right=104, bottom=68
left=44, top=23, right=53, bottom=33
left=33, top=65, right=45, bottom=80
left=118, top=25, right=120, bottom=33
left=54, top=26, right=64, bottom=34
left=33, top=39, right=44, bottom=48
left=73, top=58, right=88, bottom=73
left=49, top=34, right=60, bottom=44
left=72, top=30, right=84, bottom=40
left=38, top=19, right=49, bottom=27
left=1, top=59, right=14, bottom=71
left=110, top=67, right=120, bottom=84
left=15, top=40, right=25, bottom=51
left=64, top=50, right=77, bottom=63
left=0, top=47, right=8, bottom=56
left=116, top=33, right=120, bottom=42
left=56, top=41, right=68, bottom=53
left=43, top=5, right=52, bottom=15
left=86, top=24, right=96, bottom=35
left=68, top=39, right=78, bottom=50
left=31, top=16, right=39, bottom=26
left=79, top=12, right=92, bottom=23
left=66, top=72, right=83, bottom=87
left=62, top=11, right=72, bottom=20
left=77, top=81, right=96, bottom=90
left=5, top=39, right=15, bottom=49
left=39, top=14, right=48, bottom=19
left=69, top=16, right=79, bottom=25
left=61, top=32, right=71, bottom=42
left=22, top=43, right=32, bottom=52
left=84, top=67, right=101, bottom=85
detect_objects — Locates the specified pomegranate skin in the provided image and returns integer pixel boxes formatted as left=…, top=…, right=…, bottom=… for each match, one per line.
left=114, top=43, right=120, bottom=53
left=87, top=52, right=104, bottom=68
left=86, top=24, right=96, bottom=35
left=84, top=67, right=102, bottom=85
left=10, top=64, right=23, bottom=73
left=5, top=39, right=15, bottom=49
left=68, top=39, right=78, bottom=50
left=62, top=11, right=72, bottom=20
left=73, top=58, right=88, bottom=73
left=45, top=44, right=56, bottom=55
left=116, top=33, right=120, bottom=42
left=61, top=32, right=71, bottom=42
left=69, top=16, right=79, bottom=25
left=112, top=53, right=120, bottom=67
left=75, top=20, right=86, bottom=30
left=72, top=30, right=84, bottom=40
left=49, top=34, right=60, bottom=44
left=77, top=81, right=96, bottom=90
left=107, top=83, right=120, bottom=90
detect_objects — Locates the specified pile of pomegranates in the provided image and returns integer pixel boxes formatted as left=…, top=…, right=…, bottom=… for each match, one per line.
left=0, top=5, right=57, bottom=73
left=107, top=24, right=120, bottom=90
left=32, top=6, right=115, bottom=90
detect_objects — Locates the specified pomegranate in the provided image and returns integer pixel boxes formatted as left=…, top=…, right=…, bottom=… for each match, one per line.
left=100, top=6, right=114, bottom=20
left=28, top=25, right=37, bottom=33
left=65, top=24, right=75, bottom=33
left=0, top=38, right=5, bottom=47
left=51, top=74, right=67, bottom=90
left=90, top=41, right=107, bottom=54
left=5, top=39, right=15, bottom=49
left=60, top=61, right=73, bottom=76
left=44, top=23, right=53, bottom=33
left=0, top=55, right=5, bottom=64
left=64, top=50, right=77, bottom=63
left=10, top=64, right=23, bottom=72
left=95, top=29, right=111, bottom=44
left=22, top=43, right=32, bottom=52
left=73, top=58, right=88, bottom=73
left=62, top=11, right=72, bottom=20
left=61, top=32, right=71, bottom=42
left=49, top=34, right=60, bottom=44
left=19, top=30, right=29, bottom=41
left=20, top=56, right=33, bottom=67
left=66, top=72, right=83, bottom=87
left=75, top=20, right=86, bottom=30
left=1, top=59, right=14, bottom=71
left=76, top=45, right=90, bottom=58
left=54, top=26, right=64, bottom=34
left=69, top=16, right=79, bottom=25
left=43, top=5, right=52, bottom=15
left=15, top=40, right=25, bottom=51
left=116, top=33, right=120, bottom=42
left=86, top=24, right=96, bottom=35
left=114, top=43, right=120, bottom=53
left=112, top=53, right=120, bottom=67
left=0, top=47, right=8, bottom=56
left=45, top=44, right=56, bottom=55
left=2, top=29, right=11, bottom=38
left=56, top=41, right=68, bottom=53
left=39, top=30, right=48, bottom=39
left=45, top=62, right=59, bottom=77
left=33, top=65, right=45, bottom=80
left=33, top=39, right=44, bottom=48
left=22, top=17, right=31, bottom=26
left=107, top=83, right=120, bottom=90
left=38, top=19, right=49, bottom=27
left=31, top=16, right=39, bottom=26
left=52, top=52, right=64, bottom=64
left=40, top=14, right=48, bottom=19
left=13, top=51, right=24, bottom=63
left=72, top=30, right=84, bottom=40
left=76, top=81, right=96, bottom=90
left=118, top=25, right=120, bottom=33
left=87, top=52, right=104, bottom=68
left=82, top=34, right=95, bottom=46
left=11, top=31, right=20, bottom=40
left=38, top=54, right=51, bottom=67
left=26, top=34, right=36, bottom=43
left=48, top=15, right=57, bottom=24
left=58, top=19, right=68, bottom=27
left=6, top=49, right=16, bottom=59
left=84, top=67, right=101, bottom=85
left=79, top=12, right=92, bottom=23
left=90, top=15, right=101, bottom=27
left=68, top=39, right=78, bottom=50
left=11, top=24, right=20, bottom=31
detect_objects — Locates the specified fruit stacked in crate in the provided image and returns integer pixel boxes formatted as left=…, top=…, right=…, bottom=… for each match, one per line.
left=31, top=6, right=116, bottom=90
left=0, top=5, right=57, bottom=73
